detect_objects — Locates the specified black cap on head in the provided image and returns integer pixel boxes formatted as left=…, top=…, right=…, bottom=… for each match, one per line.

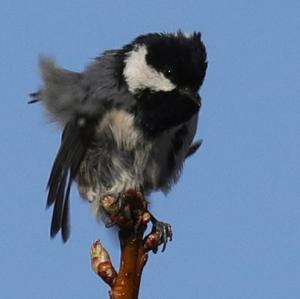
left=134, top=31, right=208, bottom=92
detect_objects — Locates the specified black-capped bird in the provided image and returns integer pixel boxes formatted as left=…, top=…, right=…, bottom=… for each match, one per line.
left=31, top=31, right=207, bottom=247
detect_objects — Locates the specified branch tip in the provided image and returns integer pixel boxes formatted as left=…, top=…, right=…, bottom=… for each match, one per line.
left=91, top=240, right=117, bottom=287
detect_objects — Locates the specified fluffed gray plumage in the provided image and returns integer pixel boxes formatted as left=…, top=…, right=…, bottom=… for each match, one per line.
left=32, top=31, right=207, bottom=241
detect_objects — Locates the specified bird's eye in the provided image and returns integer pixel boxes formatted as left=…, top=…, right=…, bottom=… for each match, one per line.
left=165, top=68, right=173, bottom=77
left=164, top=67, right=174, bottom=78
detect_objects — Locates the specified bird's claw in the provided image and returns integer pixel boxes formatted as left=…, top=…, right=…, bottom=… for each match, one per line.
left=100, top=191, right=173, bottom=253
left=155, top=221, right=173, bottom=253
left=146, top=220, right=173, bottom=253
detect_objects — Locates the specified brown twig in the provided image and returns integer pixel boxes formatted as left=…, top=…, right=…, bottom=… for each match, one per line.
left=91, top=191, right=163, bottom=299
left=110, top=229, right=148, bottom=299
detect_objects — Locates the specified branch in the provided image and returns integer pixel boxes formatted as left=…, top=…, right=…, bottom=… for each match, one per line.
left=91, top=191, right=165, bottom=299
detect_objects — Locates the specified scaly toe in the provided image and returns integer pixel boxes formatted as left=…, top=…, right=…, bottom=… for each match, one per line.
left=148, top=220, right=173, bottom=253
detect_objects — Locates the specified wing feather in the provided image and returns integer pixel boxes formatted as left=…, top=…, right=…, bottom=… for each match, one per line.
left=47, top=120, right=95, bottom=241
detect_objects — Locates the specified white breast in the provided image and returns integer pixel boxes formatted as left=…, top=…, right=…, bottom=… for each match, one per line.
left=96, top=109, right=141, bottom=150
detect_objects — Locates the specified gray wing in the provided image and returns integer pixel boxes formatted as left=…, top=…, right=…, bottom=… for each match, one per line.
left=35, top=57, right=87, bottom=123
left=34, top=56, right=109, bottom=123
left=34, top=50, right=133, bottom=122
left=46, top=119, right=96, bottom=242
left=32, top=53, right=133, bottom=241
left=33, top=57, right=99, bottom=241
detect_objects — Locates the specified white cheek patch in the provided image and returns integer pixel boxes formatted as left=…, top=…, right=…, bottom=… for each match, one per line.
left=123, top=45, right=176, bottom=93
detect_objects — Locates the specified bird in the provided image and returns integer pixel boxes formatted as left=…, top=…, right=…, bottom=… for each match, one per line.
left=31, top=31, right=208, bottom=246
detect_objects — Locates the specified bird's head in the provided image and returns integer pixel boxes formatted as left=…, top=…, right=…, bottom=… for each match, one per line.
left=123, top=31, right=207, bottom=96
left=121, top=31, right=208, bottom=133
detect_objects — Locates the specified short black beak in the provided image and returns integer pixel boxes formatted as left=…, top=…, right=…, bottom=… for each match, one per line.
left=179, top=88, right=201, bottom=108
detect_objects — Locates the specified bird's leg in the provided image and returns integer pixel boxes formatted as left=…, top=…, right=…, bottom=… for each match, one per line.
left=122, top=190, right=172, bottom=252
left=144, top=214, right=173, bottom=253
left=100, top=190, right=172, bottom=253
left=123, top=189, right=151, bottom=232
left=100, top=190, right=150, bottom=230
left=100, top=193, right=128, bottom=228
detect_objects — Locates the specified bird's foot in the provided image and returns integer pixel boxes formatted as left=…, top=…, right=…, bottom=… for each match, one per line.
left=100, top=190, right=149, bottom=230
left=144, top=218, right=173, bottom=253
left=123, top=189, right=150, bottom=232
left=100, top=191, right=172, bottom=252
left=100, top=194, right=126, bottom=228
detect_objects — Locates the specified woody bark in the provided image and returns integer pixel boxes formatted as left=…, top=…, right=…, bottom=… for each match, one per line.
left=91, top=191, right=162, bottom=299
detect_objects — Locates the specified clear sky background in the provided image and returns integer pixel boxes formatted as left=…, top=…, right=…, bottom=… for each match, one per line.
left=0, top=1, right=299, bottom=298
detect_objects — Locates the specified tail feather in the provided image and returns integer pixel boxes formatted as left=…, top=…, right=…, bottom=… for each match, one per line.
left=61, top=178, right=72, bottom=242
left=47, top=121, right=90, bottom=241
left=47, top=145, right=68, bottom=207
left=50, top=168, right=68, bottom=239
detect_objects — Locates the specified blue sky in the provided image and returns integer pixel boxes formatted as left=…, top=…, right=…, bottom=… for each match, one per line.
left=0, top=1, right=299, bottom=298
